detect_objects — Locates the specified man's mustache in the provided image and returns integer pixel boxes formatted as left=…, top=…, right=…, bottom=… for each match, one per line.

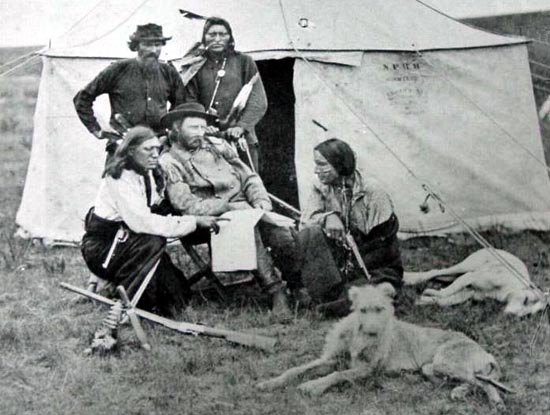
left=178, top=134, right=204, bottom=145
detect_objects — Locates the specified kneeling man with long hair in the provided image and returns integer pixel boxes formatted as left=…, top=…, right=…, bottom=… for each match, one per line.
left=81, top=126, right=219, bottom=317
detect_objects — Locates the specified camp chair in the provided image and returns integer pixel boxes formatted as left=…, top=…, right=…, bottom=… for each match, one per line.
left=82, top=237, right=246, bottom=304
left=178, top=231, right=255, bottom=301
left=179, top=237, right=227, bottom=301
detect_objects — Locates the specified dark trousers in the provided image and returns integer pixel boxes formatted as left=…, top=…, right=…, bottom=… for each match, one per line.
left=81, top=213, right=191, bottom=315
left=296, top=214, right=403, bottom=303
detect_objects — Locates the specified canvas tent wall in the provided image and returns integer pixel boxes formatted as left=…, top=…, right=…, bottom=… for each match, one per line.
left=16, top=0, right=550, bottom=242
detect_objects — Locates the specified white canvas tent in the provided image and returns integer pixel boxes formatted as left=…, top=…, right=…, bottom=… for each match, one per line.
left=16, top=0, right=550, bottom=242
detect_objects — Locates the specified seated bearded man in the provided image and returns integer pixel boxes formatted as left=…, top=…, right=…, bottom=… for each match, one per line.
left=158, top=103, right=297, bottom=317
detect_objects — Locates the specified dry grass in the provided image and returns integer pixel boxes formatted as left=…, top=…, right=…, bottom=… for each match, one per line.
left=1, top=47, right=549, bottom=415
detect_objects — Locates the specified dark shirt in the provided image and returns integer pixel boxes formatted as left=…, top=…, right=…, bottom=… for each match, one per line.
left=184, top=51, right=267, bottom=144
left=73, top=58, right=185, bottom=134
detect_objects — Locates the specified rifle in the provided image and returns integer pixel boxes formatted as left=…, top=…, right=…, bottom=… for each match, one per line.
left=60, top=282, right=277, bottom=353
left=116, top=285, right=151, bottom=351
left=206, top=131, right=301, bottom=219
left=344, top=232, right=371, bottom=281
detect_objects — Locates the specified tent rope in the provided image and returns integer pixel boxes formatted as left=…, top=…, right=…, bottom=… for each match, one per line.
left=0, top=1, right=105, bottom=69
left=416, top=52, right=550, bottom=176
left=529, top=305, right=549, bottom=355
left=423, top=185, right=543, bottom=295
left=416, top=0, right=550, bottom=96
left=54, top=0, right=150, bottom=51
left=0, top=47, right=44, bottom=71
left=529, top=59, right=550, bottom=72
left=526, top=37, right=550, bottom=49
left=532, top=73, right=550, bottom=83
left=0, top=55, right=41, bottom=79
left=534, top=85, right=550, bottom=95
left=277, top=0, right=547, bottom=299
left=53, top=0, right=107, bottom=43
left=413, top=0, right=537, bottom=45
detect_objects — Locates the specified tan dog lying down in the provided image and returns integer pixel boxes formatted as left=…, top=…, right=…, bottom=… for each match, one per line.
left=404, top=249, right=545, bottom=316
left=256, top=284, right=509, bottom=409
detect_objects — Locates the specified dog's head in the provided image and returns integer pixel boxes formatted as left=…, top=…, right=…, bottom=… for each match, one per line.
left=504, top=289, right=546, bottom=316
left=348, top=284, right=395, bottom=336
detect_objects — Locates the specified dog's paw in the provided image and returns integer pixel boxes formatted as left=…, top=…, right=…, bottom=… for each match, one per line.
left=298, top=380, right=325, bottom=396
left=415, top=295, right=438, bottom=306
left=256, top=379, right=282, bottom=391
left=421, top=288, right=441, bottom=297
left=450, top=384, right=470, bottom=401
left=493, top=401, right=506, bottom=412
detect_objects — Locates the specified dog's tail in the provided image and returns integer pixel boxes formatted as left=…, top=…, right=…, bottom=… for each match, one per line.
left=475, top=374, right=516, bottom=394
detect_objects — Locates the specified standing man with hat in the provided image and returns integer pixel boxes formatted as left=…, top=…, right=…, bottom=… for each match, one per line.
left=179, top=17, right=267, bottom=172
left=73, top=23, right=185, bottom=157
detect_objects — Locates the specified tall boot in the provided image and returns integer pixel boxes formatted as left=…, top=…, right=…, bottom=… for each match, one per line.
left=254, top=229, right=292, bottom=319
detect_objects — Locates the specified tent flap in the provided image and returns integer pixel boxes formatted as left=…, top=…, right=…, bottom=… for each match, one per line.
left=16, top=58, right=107, bottom=241
left=294, top=46, right=550, bottom=234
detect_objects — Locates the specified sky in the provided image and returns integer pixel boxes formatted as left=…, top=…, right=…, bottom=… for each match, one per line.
left=0, top=0, right=88, bottom=47
left=2, top=0, right=550, bottom=47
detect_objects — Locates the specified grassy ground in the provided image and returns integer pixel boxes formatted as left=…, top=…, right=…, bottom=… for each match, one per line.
left=1, top=47, right=549, bottom=415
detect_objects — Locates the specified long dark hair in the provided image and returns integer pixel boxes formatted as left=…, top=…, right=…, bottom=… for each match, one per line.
left=314, top=138, right=356, bottom=177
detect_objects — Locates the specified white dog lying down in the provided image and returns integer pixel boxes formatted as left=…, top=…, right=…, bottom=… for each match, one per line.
left=403, top=249, right=545, bottom=316
left=256, top=284, right=510, bottom=409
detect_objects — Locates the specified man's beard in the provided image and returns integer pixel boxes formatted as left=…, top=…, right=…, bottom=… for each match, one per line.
left=139, top=55, right=161, bottom=79
left=174, top=132, right=203, bottom=150
left=138, top=57, right=164, bottom=126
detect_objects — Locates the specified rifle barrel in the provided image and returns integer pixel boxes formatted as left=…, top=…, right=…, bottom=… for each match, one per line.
left=60, top=282, right=276, bottom=352
left=268, top=194, right=301, bottom=216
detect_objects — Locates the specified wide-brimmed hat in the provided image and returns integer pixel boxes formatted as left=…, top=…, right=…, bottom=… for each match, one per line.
left=129, top=23, right=172, bottom=43
left=160, top=102, right=216, bottom=129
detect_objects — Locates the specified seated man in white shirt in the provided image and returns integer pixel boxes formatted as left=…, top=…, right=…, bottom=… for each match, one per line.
left=81, top=126, right=220, bottom=316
